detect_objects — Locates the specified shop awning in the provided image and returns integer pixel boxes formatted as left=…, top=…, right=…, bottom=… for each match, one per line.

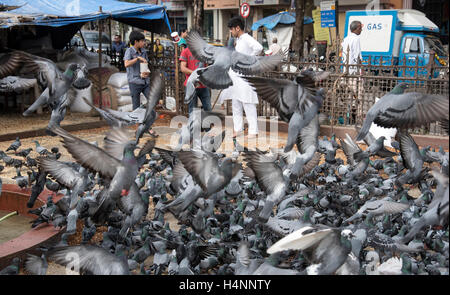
left=251, top=11, right=314, bottom=31
left=0, top=0, right=171, bottom=34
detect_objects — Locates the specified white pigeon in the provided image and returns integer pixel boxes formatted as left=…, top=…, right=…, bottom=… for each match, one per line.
left=363, top=97, right=397, bottom=148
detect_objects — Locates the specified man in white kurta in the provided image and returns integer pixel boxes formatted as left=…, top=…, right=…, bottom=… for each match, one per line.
left=220, top=16, right=263, bottom=138
left=341, top=20, right=363, bottom=75
left=341, top=20, right=364, bottom=123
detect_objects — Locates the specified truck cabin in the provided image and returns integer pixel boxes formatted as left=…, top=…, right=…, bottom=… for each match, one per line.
left=343, top=9, right=447, bottom=79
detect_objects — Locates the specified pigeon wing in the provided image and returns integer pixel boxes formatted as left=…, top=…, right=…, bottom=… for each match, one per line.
left=185, top=30, right=219, bottom=64
left=24, top=254, right=47, bottom=275
left=375, top=93, right=449, bottom=129
left=49, top=245, right=129, bottom=275
left=0, top=76, right=37, bottom=93
left=244, top=76, right=298, bottom=121
left=103, top=127, right=133, bottom=161
left=397, top=131, right=421, bottom=171
left=154, top=147, right=178, bottom=167
left=178, top=150, right=219, bottom=192
left=231, top=51, right=282, bottom=75
left=137, top=138, right=156, bottom=158
left=267, top=226, right=333, bottom=254
left=49, top=125, right=120, bottom=180
left=339, top=134, right=361, bottom=166
left=143, top=70, right=164, bottom=121
left=243, top=151, right=285, bottom=196
left=297, top=152, right=322, bottom=178
left=0, top=51, right=27, bottom=78
left=37, top=157, right=80, bottom=189
left=81, top=97, right=122, bottom=126
left=298, top=114, right=319, bottom=154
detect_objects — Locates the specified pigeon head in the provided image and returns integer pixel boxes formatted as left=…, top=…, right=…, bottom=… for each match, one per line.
left=341, top=229, right=355, bottom=240
left=72, top=66, right=91, bottom=90
left=65, top=63, right=79, bottom=77
left=122, top=141, right=138, bottom=158
left=390, top=82, right=409, bottom=94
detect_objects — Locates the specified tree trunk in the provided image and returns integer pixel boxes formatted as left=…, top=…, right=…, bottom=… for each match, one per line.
left=193, top=0, right=204, bottom=32
left=291, top=0, right=305, bottom=60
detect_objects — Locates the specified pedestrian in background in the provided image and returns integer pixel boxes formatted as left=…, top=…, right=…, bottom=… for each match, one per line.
left=180, top=43, right=212, bottom=114
left=341, top=20, right=365, bottom=124
left=269, top=37, right=282, bottom=55
left=219, top=16, right=262, bottom=144
left=112, top=34, right=126, bottom=54
left=153, top=38, right=164, bottom=58
left=124, top=30, right=150, bottom=110
left=178, top=29, right=188, bottom=50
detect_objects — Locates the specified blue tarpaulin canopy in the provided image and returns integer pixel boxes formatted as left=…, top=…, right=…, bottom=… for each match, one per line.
left=251, top=11, right=314, bottom=31
left=0, top=0, right=171, bottom=33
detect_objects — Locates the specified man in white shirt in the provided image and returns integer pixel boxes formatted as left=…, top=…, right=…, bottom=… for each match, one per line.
left=341, top=20, right=364, bottom=124
left=220, top=16, right=263, bottom=145
left=269, top=37, right=282, bottom=55
left=342, top=20, right=363, bottom=75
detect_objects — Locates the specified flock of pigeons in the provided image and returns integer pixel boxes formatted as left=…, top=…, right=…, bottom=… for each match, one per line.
left=0, top=30, right=449, bottom=275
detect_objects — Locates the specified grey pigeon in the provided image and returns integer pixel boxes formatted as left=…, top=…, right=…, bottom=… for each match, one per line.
left=287, top=114, right=320, bottom=179
left=234, top=242, right=263, bottom=275
left=339, top=133, right=362, bottom=166
left=343, top=199, right=410, bottom=224
left=49, top=125, right=139, bottom=221
left=355, top=127, right=397, bottom=158
left=356, top=82, right=449, bottom=141
left=267, top=225, right=354, bottom=275
left=395, top=131, right=426, bottom=186
left=0, top=257, right=20, bottom=275
left=245, top=69, right=329, bottom=152
left=37, top=156, right=90, bottom=210
left=401, top=170, right=449, bottom=243
left=24, top=253, right=48, bottom=275
left=178, top=149, right=240, bottom=197
left=167, top=250, right=179, bottom=275
left=33, top=140, right=49, bottom=155
left=186, top=30, right=282, bottom=89
left=83, top=97, right=146, bottom=127
left=49, top=245, right=130, bottom=275
left=6, top=137, right=21, bottom=152
left=354, top=136, right=393, bottom=161
left=244, top=150, right=287, bottom=223
left=23, top=63, right=90, bottom=116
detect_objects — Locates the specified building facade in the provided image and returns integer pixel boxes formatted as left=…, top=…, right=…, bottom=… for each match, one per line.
left=180, top=0, right=448, bottom=47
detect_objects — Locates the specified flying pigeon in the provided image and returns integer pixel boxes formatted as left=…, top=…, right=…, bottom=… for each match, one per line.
left=267, top=225, right=355, bottom=275
left=89, top=102, right=146, bottom=128
left=243, top=150, right=287, bottom=223
left=49, top=245, right=130, bottom=275
left=186, top=30, right=282, bottom=89
left=23, top=63, right=90, bottom=116
left=356, top=82, right=449, bottom=141
left=49, top=125, right=140, bottom=220
left=343, top=199, right=410, bottom=224
left=178, top=149, right=240, bottom=196
left=245, top=69, right=329, bottom=152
